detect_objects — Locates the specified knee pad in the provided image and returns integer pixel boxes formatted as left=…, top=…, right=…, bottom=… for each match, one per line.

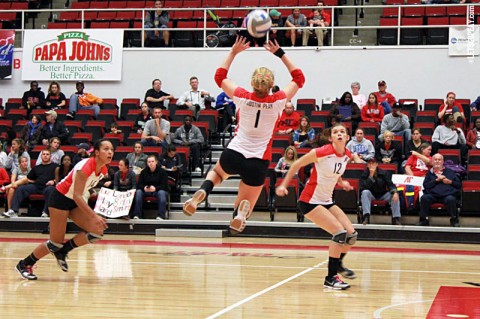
left=86, top=233, right=103, bottom=244
left=46, top=240, right=63, bottom=253
left=331, top=230, right=347, bottom=245
left=346, top=231, right=358, bottom=245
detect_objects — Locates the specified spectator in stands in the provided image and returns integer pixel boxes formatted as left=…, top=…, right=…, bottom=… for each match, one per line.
left=379, top=102, right=411, bottom=142
left=172, top=115, right=204, bottom=172
left=269, top=9, right=285, bottom=46
left=432, top=114, right=467, bottom=162
left=285, top=8, right=307, bottom=46
left=55, top=154, right=73, bottom=184
left=405, top=127, right=427, bottom=155
left=39, top=110, right=69, bottom=146
left=141, top=106, right=170, bottom=150
left=351, top=81, right=366, bottom=109
left=72, top=143, right=92, bottom=166
left=329, top=91, right=361, bottom=130
left=0, top=166, right=8, bottom=185
left=144, top=0, right=170, bottom=47
left=21, top=114, right=42, bottom=150
left=375, top=130, right=402, bottom=166
left=308, top=1, right=331, bottom=26
left=45, top=81, right=66, bottom=110
left=133, top=155, right=169, bottom=220
left=405, top=143, right=432, bottom=177
left=67, top=81, right=103, bottom=119
left=126, top=142, right=148, bottom=175
left=470, top=96, right=480, bottom=111
left=302, top=8, right=326, bottom=47
left=361, top=93, right=384, bottom=123
left=347, top=128, right=375, bottom=163
left=360, top=158, right=401, bottom=225
left=90, top=165, right=115, bottom=195
left=1, top=156, right=30, bottom=212
left=21, top=81, right=45, bottom=110
left=176, top=76, right=214, bottom=119
left=0, top=141, right=7, bottom=169
left=2, top=149, right=56, bottom=218
left=114, top=158, right=136, bottom=192
left=417, top=153, right=461, bottom=227
left=109, top=122, right=122, bottom=135
left=438, top=92, right=465, bottom=123
left=276, top=102, right=300, bottom=135
left=293, top=116, right=315, bottom=148
left=159, top=144, right=184, bottom=188
left=5, top=138, right=31, bottom=173
left=275, top=145, right=297, bottom=177
left=467, top=117, right=480, bottom=149
left=215, top=91, right=236, bottom=131
left=374, top=80, right=396, bottom=114
left=144, top=79, right=174, bottom=109
left=36, top=137, right=64, bottom=166
left=134, top=102, right=153, bottom=134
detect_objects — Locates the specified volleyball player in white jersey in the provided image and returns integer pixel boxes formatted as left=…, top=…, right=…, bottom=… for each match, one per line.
left=15, top=139, right=113, bottom=280
left=183, top=36, right=305, bottom=234
left=276, top=124, right=359, bottom=290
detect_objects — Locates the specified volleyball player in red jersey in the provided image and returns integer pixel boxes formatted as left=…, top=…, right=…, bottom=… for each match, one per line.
left=276, top=124, right=360, bottom=290
left=15, top=139, right=114, bottom=280
left=183, top=36, right=305, bottom=234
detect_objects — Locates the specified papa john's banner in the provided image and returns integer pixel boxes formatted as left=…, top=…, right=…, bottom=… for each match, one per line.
left=0, top=30, right=15, bottom=80
left=22, top=29, right=123, bottom=81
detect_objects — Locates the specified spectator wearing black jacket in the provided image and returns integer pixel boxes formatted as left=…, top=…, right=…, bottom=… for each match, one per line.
left=21, top=81, right=45, bottom=110
left=375, top=130, right=403, bottom=167
left=38, top=110, right=69, bottom=146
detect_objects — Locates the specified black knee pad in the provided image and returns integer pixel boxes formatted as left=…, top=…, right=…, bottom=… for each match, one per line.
left=46, top=240, right=63, bottom=253
left=346, top=231, right=358, bottom=245
left=86, top=233, right=103, bottom=244
left=332, top=230, right=347, bottom=245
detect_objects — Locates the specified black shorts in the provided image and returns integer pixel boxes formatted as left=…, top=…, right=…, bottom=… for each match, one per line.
left=298, top=200, right=335, bottom=216
left=219, top=148, right=270, bottom=187
left=48, top=188, right=78, bottom=211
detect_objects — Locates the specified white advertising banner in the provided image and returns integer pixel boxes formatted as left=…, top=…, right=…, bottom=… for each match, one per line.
left=22, top=29, right=123, bottom=81
left=392, top=174, right=425, bottom=187
left=448, top=25, right=479, bottom=57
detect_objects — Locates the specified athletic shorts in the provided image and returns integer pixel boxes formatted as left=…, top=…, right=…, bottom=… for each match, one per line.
left=298, top=200, right=335, bottom=216
left=48, top=188, right=78, bottom=211
left=219, top=148, right=269, bottom=187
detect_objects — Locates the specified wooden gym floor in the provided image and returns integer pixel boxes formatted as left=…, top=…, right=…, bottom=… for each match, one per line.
left=0, top=232, right=479, bottom=319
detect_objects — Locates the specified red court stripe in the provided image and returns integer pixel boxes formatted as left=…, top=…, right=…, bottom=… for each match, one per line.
left=427, top=286, right=480, bottom=318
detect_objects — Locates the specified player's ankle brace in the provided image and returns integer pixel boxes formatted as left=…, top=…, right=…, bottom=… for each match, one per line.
left=46, top=240, right=63, bottom=253
left=200, top=180, right=214, bottom=196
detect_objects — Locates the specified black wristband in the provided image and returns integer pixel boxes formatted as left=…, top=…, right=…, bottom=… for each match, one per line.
left=274, top=48, right=285, bottom=58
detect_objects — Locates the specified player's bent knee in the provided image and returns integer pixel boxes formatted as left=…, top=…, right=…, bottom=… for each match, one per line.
left=86, top=232, right=103, bottom=244
left=346, top=231, right=358, bottom=245
left=46, top=240, right=63, bottom=253
left=332, top=230, right=347, bottom=245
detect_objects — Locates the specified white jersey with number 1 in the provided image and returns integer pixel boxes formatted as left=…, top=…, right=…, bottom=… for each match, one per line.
left=228, top=87, right=287, bottom=160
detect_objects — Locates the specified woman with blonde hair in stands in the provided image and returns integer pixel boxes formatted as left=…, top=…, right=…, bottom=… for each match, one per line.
left=183, top=37, right=304, bottom=234
left=275, top=145, right=298, bottom=177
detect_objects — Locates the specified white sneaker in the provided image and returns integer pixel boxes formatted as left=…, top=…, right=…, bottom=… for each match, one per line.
left=183, top=189, right=207, bottom=216
left=156, top=216, right=163, bottom=220
left=2, top=210, right=18, bottom=218
left=41, top=212, right=49, bottom=218
left=229, top=200, right=250, bottom=234
left=133, top=216, right=139, bottom=220
left=195, top=167, right=202, bottom=173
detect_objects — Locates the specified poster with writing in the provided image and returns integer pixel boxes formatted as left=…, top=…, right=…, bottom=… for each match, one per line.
left=94, top=188, right=135, bottom=218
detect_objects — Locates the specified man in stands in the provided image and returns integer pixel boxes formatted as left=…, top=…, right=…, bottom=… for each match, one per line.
left=379, top=102, right=411, bottom=142
left=39, top=110, right=69, bottom=146
left=144, top=0, right=170, bottom=47
left=374, top=80, right=396, bottom=114
left=141, top=106, right=170, bottom=151
left=144, top=79, right=174, bottom=110
left=176, top=76, right=214, bottom=119
left=276, top=102, right=301, bottom=135
left=67, top=81, right=103, bottom=119
left=21, top=81, right=45, bottom=110
left=172, top=115, right=204, bottom=173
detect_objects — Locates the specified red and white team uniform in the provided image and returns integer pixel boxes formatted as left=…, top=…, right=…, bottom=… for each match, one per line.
left=228, top=87, right=287, bottom=160
left=56, top=157, right=107, bottom=200
left=299, top=144, right=352, bottom=205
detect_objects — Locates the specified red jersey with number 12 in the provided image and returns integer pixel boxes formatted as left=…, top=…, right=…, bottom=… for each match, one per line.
left=228, top=87, right=287, bottom=160
left=299, top=144, right=352, bottom=205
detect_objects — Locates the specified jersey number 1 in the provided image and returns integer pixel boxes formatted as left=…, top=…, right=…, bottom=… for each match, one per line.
left=254, top=110, right=260, bottom=128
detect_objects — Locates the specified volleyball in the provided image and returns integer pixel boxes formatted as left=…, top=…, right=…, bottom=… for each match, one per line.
left=246, top=10, right=272, bottom=38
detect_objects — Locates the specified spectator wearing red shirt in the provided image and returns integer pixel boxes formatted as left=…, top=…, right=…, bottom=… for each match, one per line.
left=308, top=1, right=331, bottom=26
left=361, top=93, right=384, bottom=123
left=438, top=91, right=465, bottom=123
left=405, top=143, right=432, bottom=177
left=276, top=102, right=301, bottom=135
left=374, top=80, right=396, bottom=114
left=466, top=117, right=480, bottom=149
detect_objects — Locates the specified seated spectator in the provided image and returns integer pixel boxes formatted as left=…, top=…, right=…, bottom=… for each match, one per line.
left=302, top=8, right=326, bottom=47
left=275, top=145, right=297, bottom=177
left=2, top=149, right=56, bottom=218
left=55, top=154, right=73, bottom=183
left=347, top=128, right=375, bottom=163
left=172, top=116, right=204, bottom=172
left=405, top=127, right=427, bottom=155
left=293, top=116, right=315, bottom=148
left=144, top=79, right=174, bottom=109
left=39, top=110, right=69, bottom=146
left=114, top=158, right=136, bottom=192
left=134, top=102, right=153, bottom=134
left=351, top=81, right=366, bottom=109
left=21, top=81, right=45, bottom=110
left=1, top=156, right=30, bottom=213
left=285, top=8, right=307, bottom=46
left=126, top=142, right=148, bottom=175
left=5, top=138, right=31, bottom=173
left=276, top=102, right=300, bottom=135
left=36, top=137, right=64, bottom=166
left=67, top=81, right=103, bottom=119
left=375, top=130, right=402, bottom=165
left=20, top=114, right=42, bottom=150
left=329, top=92, right=361, bottom=130
left=470, top=96, right=480, bottom=111
left=45, top=81, right=66, bottom=110
left=360, top=158, right=401, bottom=225
left=374, top=80, right=396, bottom=114
left=176, top=76, right=214, bottom=119
left=0, top=141, right=7, bottom=169
left=109, top=122, right=122, bottom=135
left=379, top=102, right=411, bottom=142
left=133, top=155, right=169, bottom=220
left=269, top=9, right=285, bottom=46
left=417, top=153, right=461, bottom=227
left=159, top=144, right=184, bottom=188
left=0, top=166, right=9, bottom=185
left=361, top=93, right=384, bottom=123
left=215, top=91, right=236, bottom=131
left=144, top=0, right=170, bottom=47
left=432, top=114, right=467, bottom=162
left=141, top=106, right=170, bottom=150
left=438, top=92, right=465, bottom=123
left=405, top=143, right=432, bottom=177
left=467, top=117, right=480, bottom=149
left=72, top=143, right=92, bottom=166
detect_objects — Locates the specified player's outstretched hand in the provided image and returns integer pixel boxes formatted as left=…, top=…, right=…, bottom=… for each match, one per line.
left=264, top=39, right=280, bottom=54
left=275, top=185, right=289, bottom=197
left=231, top=36, right=250, bottom=55
left=340, top=180, right=354, bottom=191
